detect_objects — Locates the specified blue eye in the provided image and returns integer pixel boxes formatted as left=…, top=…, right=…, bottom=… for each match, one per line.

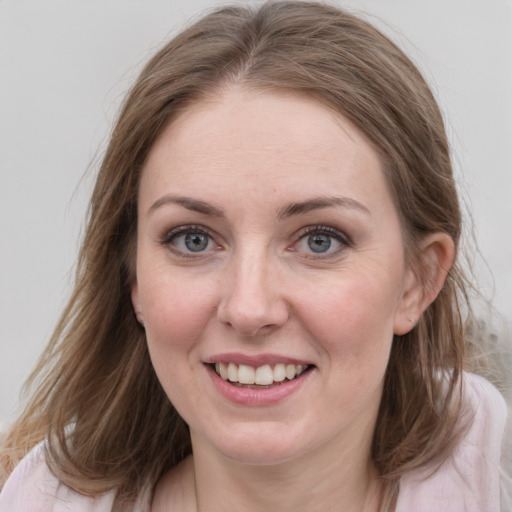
left=307, top=233, right=332, bottom=253
left=163, top=226, right=215, bottom=255
left=294, top=226, right=349, bottom=256
left=183, top=233, right=209, bottom=252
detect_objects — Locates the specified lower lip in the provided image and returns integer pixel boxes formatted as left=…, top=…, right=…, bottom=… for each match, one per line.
left=206, top=365, right=313, bottom=406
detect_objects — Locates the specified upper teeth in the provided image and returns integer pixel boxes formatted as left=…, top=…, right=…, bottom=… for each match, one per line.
left=215, top=362, right=308, bottom=385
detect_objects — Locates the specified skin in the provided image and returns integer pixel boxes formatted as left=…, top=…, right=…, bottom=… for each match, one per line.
left=131, top=88, right=454, bottom=512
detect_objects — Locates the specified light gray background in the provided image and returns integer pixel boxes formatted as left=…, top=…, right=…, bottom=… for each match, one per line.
left=1, top=0, right=511, bottom=423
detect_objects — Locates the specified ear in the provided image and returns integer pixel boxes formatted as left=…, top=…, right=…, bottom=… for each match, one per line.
left=393, top=232, right=455, bottom=335
left=131, top=283, right=145, bottom=327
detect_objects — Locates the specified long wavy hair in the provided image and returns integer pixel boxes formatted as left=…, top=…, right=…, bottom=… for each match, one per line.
left=1, top=1, right=472, bottom=508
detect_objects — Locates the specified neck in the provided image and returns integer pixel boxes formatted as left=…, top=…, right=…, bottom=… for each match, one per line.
left=190, top=432, right=382, bottom=512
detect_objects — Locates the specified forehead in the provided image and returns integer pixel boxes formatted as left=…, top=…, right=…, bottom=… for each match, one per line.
left=150, top=89, right=372, bottom=159
left=140, top=88, right=395, bottom=218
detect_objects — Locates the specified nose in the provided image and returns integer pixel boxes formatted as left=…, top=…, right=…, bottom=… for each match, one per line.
left=216, top=246, right=289, bottom=337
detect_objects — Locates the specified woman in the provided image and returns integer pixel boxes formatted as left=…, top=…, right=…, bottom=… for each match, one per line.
left=0, top=2, right=509, bottom=511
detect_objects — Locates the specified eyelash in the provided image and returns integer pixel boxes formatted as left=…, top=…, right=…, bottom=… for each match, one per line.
left=160, top=225, right=219, bottom=258
left=160, top=224, right=351, bottom=258
left=292, top=225, right=351, bottom=258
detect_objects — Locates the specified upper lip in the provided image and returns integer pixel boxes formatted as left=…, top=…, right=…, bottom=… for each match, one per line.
left=204, top=353, right=313, bottom=367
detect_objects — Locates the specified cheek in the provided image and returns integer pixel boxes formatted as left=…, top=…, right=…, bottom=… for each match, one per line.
left=138, top=271, right=218, bottom=356
left=139, top=276, right=218, bottom=414
left=296, top=272, right=400, bottom=366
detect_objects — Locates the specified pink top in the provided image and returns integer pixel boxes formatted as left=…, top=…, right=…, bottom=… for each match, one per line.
left=0, top=373, right=508, bottom=512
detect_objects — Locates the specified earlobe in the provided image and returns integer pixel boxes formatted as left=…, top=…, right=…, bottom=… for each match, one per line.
left=393, top=232, right=455, bottom=335
left=131, top=283, right=145, bottom=326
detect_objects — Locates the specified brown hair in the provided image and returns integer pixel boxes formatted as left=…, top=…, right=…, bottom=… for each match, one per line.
left=1, top=1, right=469, bottom=508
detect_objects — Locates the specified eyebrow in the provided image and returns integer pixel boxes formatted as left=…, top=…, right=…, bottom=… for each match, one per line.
left=278, top=196, right=370, bottom=218
left=148, top=194, right=370, bottom=219
left=148, top=195, right=225, bottom=217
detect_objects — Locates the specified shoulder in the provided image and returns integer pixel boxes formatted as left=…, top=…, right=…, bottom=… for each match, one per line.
left=0, top=442, right=117, bottom=512
left=396, top=372, right=508, bottom=512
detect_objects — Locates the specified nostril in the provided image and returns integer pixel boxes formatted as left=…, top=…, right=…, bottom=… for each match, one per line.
left=217, top=297, right=289, bottom=337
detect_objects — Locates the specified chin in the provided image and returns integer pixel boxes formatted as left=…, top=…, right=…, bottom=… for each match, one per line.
left=224, top=444, right=302, bottom=466
left=196, top=422, right=313, bottom=466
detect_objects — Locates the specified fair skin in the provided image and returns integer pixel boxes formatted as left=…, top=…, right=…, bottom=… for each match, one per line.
left=131, top=88, right=454, bottom=512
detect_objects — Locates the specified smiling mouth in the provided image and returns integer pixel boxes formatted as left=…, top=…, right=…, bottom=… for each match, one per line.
left=211, top=362, right=312, bottom=389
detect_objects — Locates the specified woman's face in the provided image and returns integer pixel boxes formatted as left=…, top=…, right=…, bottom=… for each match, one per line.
left=132, top=88, right=419, bottom=466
